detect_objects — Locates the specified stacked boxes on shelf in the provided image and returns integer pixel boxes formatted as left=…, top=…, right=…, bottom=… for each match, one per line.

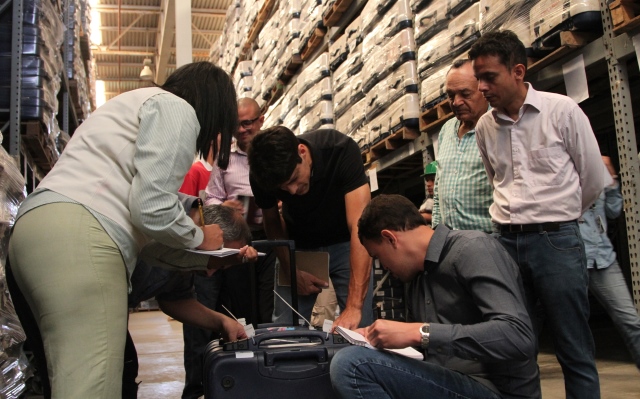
left=0, top=0, right=66, bottom=168
left=297, top=52, right=334, bottom=133
left=235, top=60, right=255, bottom=98
left=0, top=146, right=29, bottom=399
left=361, top=0, right=419, bottom=146
left=479, top=0, right=537, bottom=53
left=66, top=0, right=92, bottom=121
left=530, top=0, right=601, bottom=51
left=417, top=1, right=480, bottom=79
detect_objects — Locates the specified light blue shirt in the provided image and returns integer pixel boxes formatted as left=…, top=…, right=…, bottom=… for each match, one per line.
left=432, top=116, right=493, bottom=233
left=579, top=183, right=622, bottom=269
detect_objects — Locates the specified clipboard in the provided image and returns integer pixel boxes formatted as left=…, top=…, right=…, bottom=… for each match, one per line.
left=277, top=251, right=330, bottom=287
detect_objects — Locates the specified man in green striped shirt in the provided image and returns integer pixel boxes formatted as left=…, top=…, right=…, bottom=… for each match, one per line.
left=432, top=59, right=493, bottom=233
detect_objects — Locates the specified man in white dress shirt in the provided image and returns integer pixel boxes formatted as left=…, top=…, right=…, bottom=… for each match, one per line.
left=469, top=30, right=605, bottom=399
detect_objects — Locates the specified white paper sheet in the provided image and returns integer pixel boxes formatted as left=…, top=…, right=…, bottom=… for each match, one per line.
left=562, top=54, right=589, bottom=104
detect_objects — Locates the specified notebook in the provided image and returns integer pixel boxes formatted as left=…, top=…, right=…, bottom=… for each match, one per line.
left=335, top=326, right=424, bottom=360
left=277, top=251, right=330, bottom=286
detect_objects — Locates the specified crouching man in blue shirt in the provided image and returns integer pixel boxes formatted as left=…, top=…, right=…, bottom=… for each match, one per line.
left=330, top=194, right=540, bottom=399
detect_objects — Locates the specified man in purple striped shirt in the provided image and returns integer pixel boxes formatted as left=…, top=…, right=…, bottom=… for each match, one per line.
left=182, top=98, right=272, bottom=399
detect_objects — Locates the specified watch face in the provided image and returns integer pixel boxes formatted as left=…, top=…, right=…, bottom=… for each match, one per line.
left=421, top=324, right=429, bottom=333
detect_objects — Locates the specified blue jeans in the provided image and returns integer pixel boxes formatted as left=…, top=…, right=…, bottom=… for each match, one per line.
left=273, top=241, right=374, bottom=327
left=330, top=346, right=502, bottom=399
left=589, top=261, right=640, bottom=369
left=498, top=222, right=600, bottom=399
left=182, top=272, right=223, bottom=399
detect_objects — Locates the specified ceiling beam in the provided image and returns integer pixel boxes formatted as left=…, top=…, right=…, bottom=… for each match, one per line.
left=156, top=0, right=175, bottom=84
left=93, top=45, right=210, bottom=54
left=98, top=26, right=222, bottom=35
left=93, top=4, right=226, bottom=16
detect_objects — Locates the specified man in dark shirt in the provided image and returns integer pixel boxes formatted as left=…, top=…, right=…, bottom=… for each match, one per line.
left=248, top=126, right=373, bottom=329
left=330, top=194, right=540, bottom=399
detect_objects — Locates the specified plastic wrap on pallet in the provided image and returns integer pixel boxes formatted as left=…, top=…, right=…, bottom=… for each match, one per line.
left=386, top=93, right=421, bottom=131
left=297, top=53, right=330, bottom=96
left=345, top=14, right=363, bottom=52
left=361, top=0, right=400, bottom=36
left=448, top=0, right=479, bottom=17
left=336, top=106, right=352, bottom=135
left=479, top=0, right=537, bottom=50
left=236, top=60, right=254, bottom=78
left=414, top=0, right=449, bottom=45
left=361, top=0, right=413, bottom=64
left=0, top=145, right=29, bottom=399
left=298, top=77, right=333, bottom=117
left=298, top=0, right=324, bottom=49
left=334, top=72, right=364, bottom=118
left=417, top=3, right=480, bottom=78
left=366, top=106, right=393, bottom=145
left=282, top=106, right=301, bottom=132
left=530, top=0, right=600, bottom=50
left=264, top=101, right=284, bottom=128
left=420, top=63, right=449, bottom=110
left=299, top=100, right=335, bottom=133
left=361, top=28, right=416, bottom=94
left=364, top=61, right=419, bottom=122
left=329, top=32, right=350, bottom=71
left=236, top=76, right=253, bottom=98
left=333, top=45, right=363, bottom=94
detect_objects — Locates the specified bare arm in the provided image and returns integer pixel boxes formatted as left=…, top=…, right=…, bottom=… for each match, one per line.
left=158, top=298, right=247, bottom=342
left=333, top=184, right=372, bottom=329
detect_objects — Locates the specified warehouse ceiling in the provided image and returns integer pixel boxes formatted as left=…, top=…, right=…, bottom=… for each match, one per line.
left=91, top=0, right=231, bottom=103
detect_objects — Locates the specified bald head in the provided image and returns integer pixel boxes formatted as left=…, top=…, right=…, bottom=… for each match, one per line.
left=236, top=97, right=264, bottom=151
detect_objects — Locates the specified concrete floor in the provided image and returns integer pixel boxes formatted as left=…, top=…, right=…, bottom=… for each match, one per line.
left=128, top=310, right=639, bottom=399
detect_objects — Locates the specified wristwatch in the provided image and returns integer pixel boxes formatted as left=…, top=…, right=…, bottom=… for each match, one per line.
left=419, top=323, right=430, bottom=349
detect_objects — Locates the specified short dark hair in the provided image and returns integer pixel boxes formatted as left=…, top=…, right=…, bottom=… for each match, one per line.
left=247, top=126, right=302, bottom=191
left=358, top=194, right=426, bottom=243
left=160, top=62, right=237, bottom=170
left=468, top=30, right=528, bottom=74
left=203, top=204, right=252, bottom=244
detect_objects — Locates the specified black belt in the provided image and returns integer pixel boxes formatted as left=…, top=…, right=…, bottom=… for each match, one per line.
left=499, top=222, right=569, bottom=234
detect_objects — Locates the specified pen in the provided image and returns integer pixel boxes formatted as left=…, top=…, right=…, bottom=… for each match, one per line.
left=198, top=198, right=206, bottom=228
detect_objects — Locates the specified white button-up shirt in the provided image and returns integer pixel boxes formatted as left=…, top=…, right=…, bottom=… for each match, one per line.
left=475, top=83, right=605, bottom=224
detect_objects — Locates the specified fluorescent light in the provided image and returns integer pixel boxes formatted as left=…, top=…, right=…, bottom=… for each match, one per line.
left=95, top=80, right=106, bottom=108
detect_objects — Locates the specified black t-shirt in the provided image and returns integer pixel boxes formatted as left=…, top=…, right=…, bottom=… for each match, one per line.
left=251, top=129, right=368, bottom=249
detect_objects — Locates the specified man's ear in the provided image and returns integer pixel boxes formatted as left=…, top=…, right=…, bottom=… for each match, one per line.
left=380, top=230, right=397, bottom=248
left=513, top=63, right=526, bottom=81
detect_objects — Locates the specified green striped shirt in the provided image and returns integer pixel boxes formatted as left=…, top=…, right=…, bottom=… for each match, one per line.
left=432, top=117, right=493, bottom=233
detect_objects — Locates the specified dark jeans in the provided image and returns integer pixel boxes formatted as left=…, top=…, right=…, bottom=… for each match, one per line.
left=330, top=346, right=502, bottom=399
left=182, top=272, right=223, bottom=399
left=498, top=222, right=600, bottom=399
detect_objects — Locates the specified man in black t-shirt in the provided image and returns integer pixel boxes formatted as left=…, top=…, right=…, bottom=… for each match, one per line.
left=249, top=126, right=374, bottom=329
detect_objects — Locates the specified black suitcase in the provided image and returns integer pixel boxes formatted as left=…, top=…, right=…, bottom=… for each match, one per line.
left=203, top=240, right=349, bottom=398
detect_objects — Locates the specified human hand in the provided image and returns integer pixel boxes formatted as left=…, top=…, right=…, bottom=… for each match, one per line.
left=221, top=316, right=248, bottom=342
left=197, top=224, right=224, bottom=250
left=332, top=307, right=362, bottom=331
left=363, top=320, right=421, bottom=350
left=601, top=156, right=617, bottom=180
left=296, top=270, right=329, bottom=296
left=237, top=245, right=259, bottom=264
left=222, top=199, right=245, bottom=215
left=206, top=246, right=258, bottom=270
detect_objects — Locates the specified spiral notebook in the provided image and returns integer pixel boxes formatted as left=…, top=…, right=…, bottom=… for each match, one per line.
left=335, top=326, right=424, bottom=360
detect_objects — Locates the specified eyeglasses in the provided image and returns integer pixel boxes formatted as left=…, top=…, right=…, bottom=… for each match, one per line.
left=239, top=116, right=260, bottom=129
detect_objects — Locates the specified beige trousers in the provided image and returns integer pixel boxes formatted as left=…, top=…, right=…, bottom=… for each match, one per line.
left=9, top=203, right=128, bottom=398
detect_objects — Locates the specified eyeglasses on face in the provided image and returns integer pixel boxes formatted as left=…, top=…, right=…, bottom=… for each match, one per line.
left=239, top=116, right=260, bottom=129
